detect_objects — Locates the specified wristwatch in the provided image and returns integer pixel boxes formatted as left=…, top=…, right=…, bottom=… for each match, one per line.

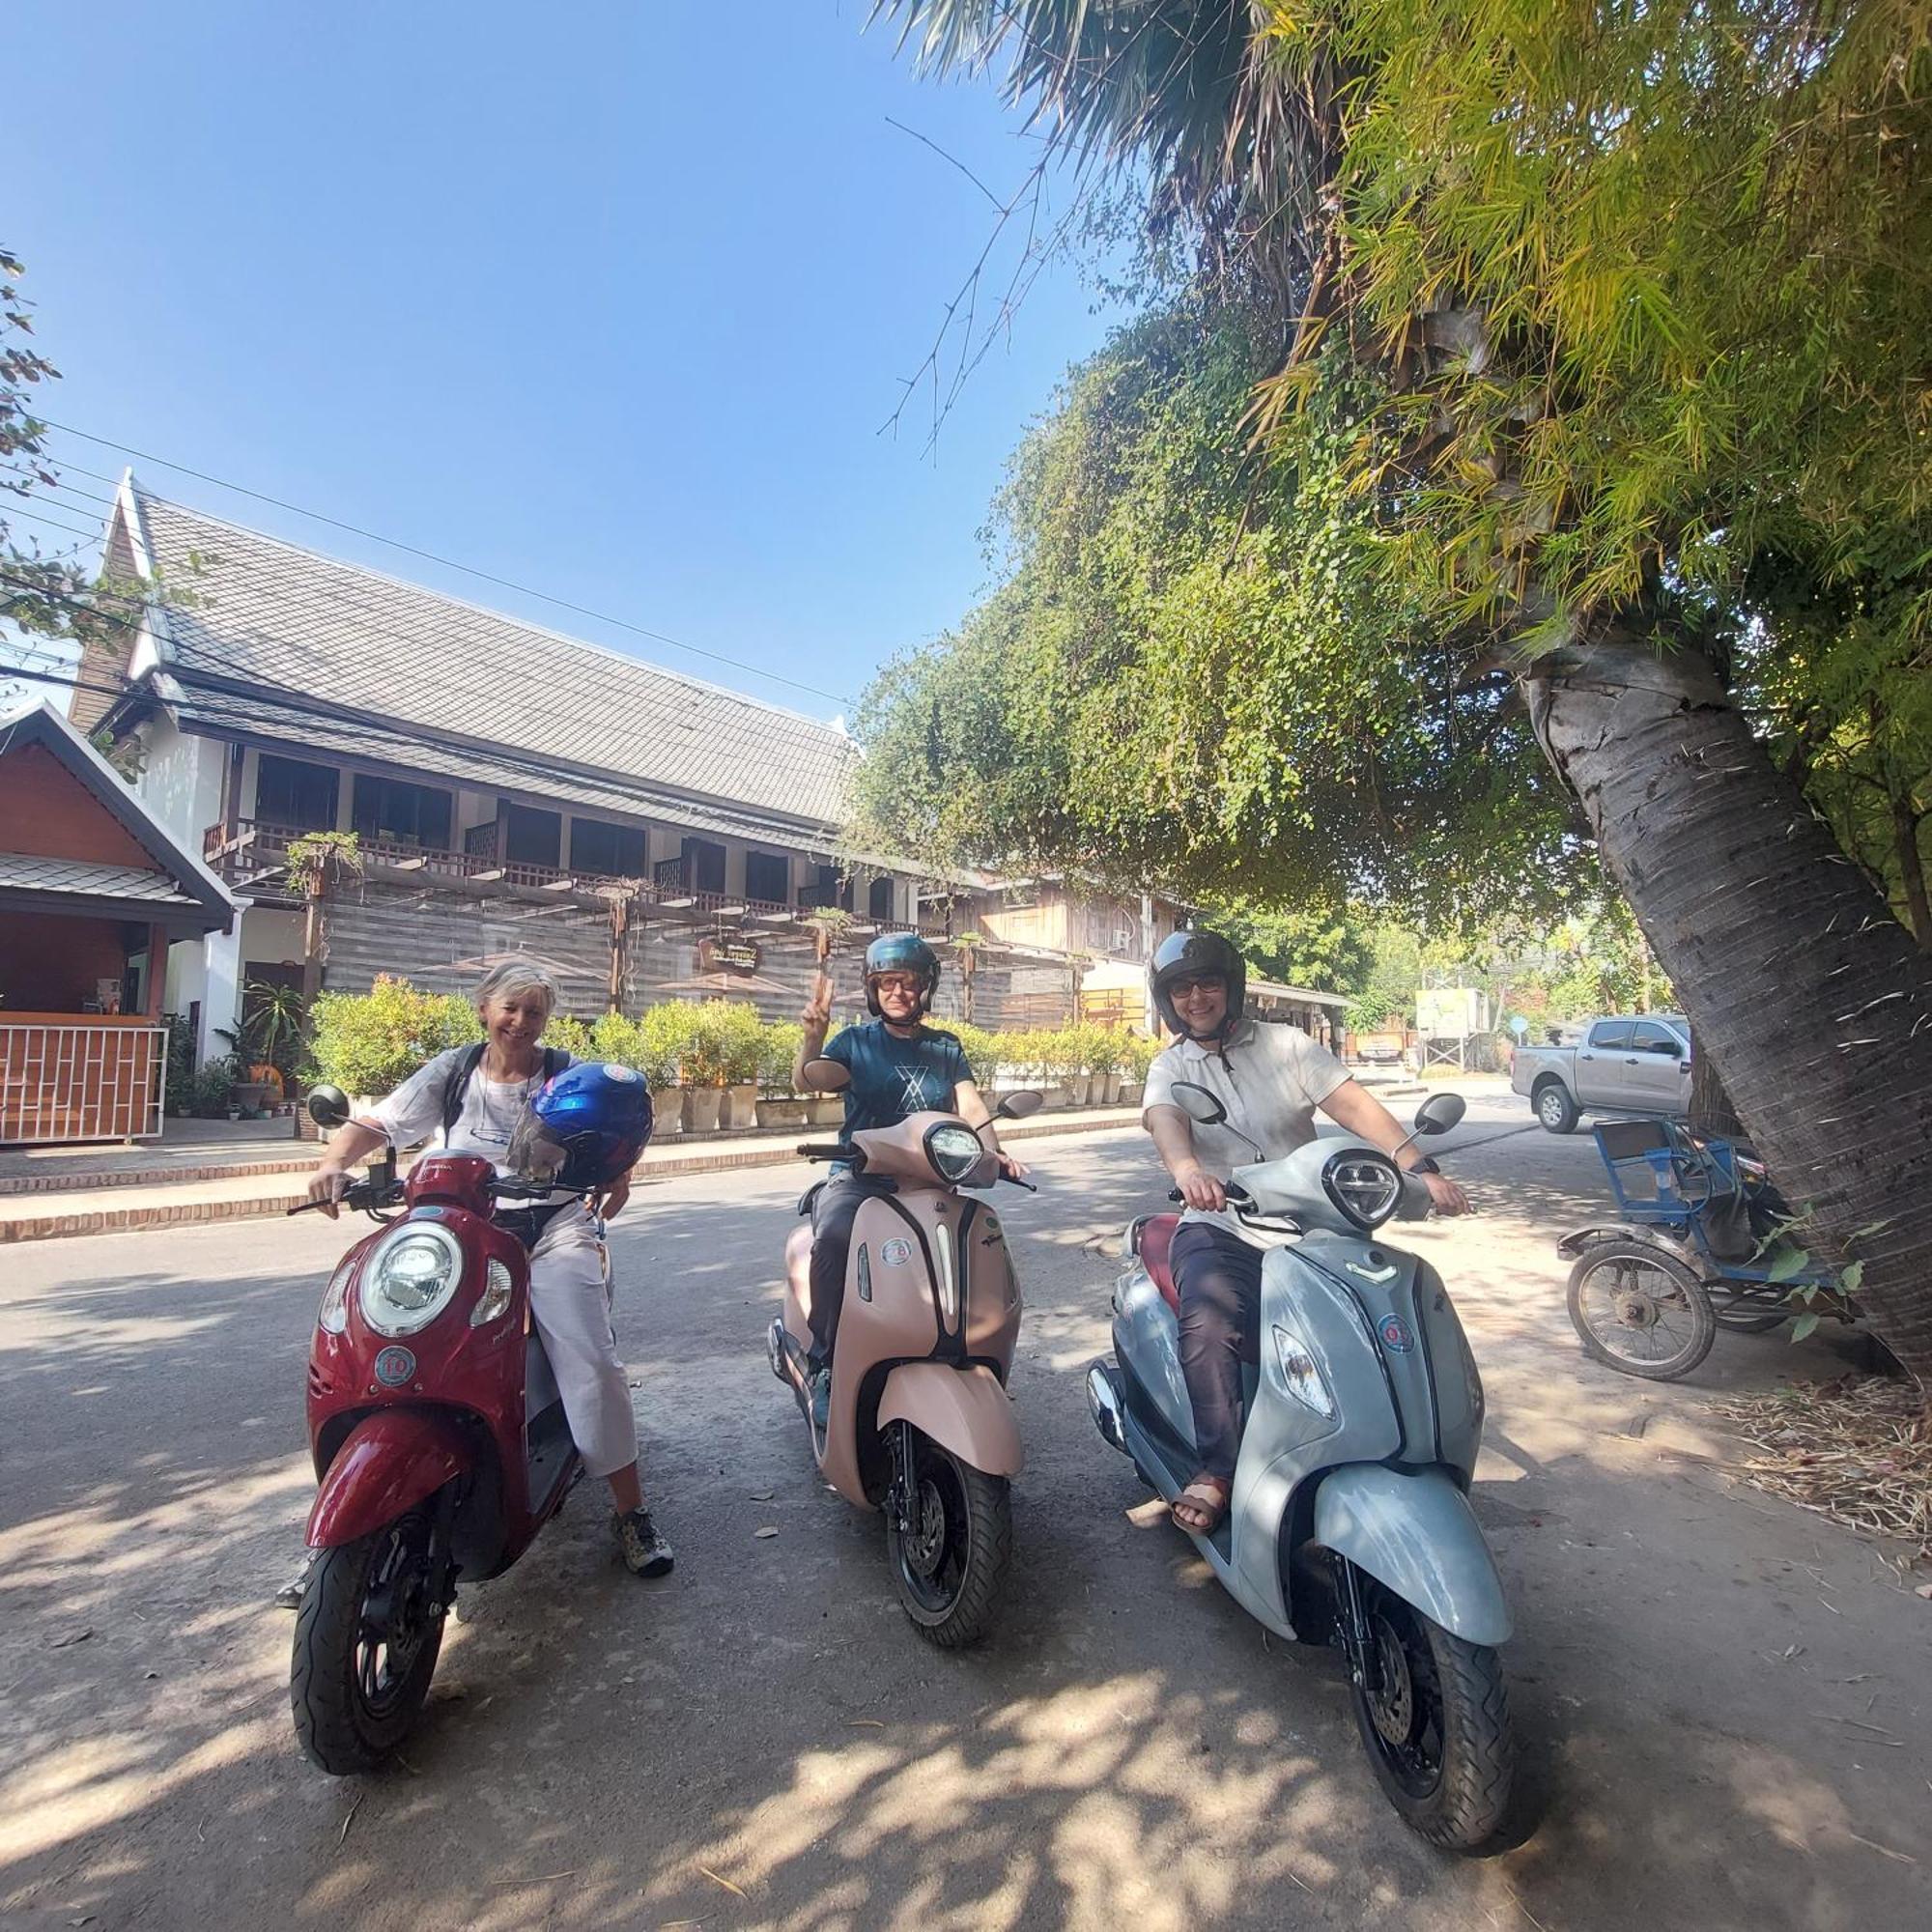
left=1409, top=1156, right=1441, bottom=1176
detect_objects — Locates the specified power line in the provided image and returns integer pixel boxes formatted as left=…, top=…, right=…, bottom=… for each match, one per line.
left=14, top=486, right=856, bottom=754
left=1, top=503, right=106, bottom=548
left=31, top=416, right=855, bottom=707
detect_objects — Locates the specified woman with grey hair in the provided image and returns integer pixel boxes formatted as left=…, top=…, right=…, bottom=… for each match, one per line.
left=285, top=958, right=671, bottom=1595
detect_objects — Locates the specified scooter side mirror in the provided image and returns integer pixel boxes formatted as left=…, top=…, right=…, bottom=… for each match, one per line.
left=1170, top=1080, right=1229, bottom=1128
left=1413, top=1093, right=1466, bottom=1135
left=996, top=1090, right=1043, bottom=1122
left=307, top=1084, right=352, bottom=1129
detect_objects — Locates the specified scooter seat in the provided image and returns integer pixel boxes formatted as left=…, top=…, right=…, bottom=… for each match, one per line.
left=1138, top=1212, right=1182, bottom=1316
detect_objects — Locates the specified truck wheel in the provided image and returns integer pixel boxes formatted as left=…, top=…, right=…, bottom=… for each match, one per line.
left=1567, top=1241, right=1716, bottom=1379
left=1533, top=1081, right=1579, bottom=1134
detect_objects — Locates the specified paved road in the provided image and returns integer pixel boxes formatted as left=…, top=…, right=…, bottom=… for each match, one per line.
left=2, top=1098, right=1926, bottom=1930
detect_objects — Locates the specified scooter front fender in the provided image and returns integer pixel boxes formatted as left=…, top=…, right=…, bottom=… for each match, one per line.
left=1314, top=1463, right=1512, bottom=1646
left=307, top=1408, right=472, bottom=1548
left=878, top=1362, right=1023, bottom=1478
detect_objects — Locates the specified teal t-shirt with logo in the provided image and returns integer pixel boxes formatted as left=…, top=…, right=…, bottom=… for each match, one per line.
left=823, top=1020, right=971, bottom=1137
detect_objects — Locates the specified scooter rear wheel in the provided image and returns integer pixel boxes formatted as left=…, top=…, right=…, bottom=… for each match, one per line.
left=291, top=1508, right=445, bottom=1775
left=1346, top=1570, right=1515, bottom=1853
left=886, top=1427, right=1011, bottom=1649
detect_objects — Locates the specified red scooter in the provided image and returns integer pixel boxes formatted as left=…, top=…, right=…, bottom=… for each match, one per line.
left=286, top=1085, right=596, bottom=1774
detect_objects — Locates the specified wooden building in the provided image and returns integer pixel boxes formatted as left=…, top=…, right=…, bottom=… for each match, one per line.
left=0, top=702, right=236, bottom=1144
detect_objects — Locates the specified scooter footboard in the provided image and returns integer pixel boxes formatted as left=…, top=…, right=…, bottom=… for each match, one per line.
left=878, top=1362, right=1023, bottom=1478
left=307, top=1409, right=472, bottom=1548
left=1313, top=1464, right=1512, bottom=1646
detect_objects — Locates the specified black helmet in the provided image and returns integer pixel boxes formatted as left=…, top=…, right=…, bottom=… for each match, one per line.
left=863, top=931, right=941, bottom=1018
left=1150, top=929, right=1245, bottom=1041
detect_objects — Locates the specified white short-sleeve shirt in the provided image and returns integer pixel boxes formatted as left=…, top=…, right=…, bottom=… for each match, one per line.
left=361, top=1049, right=572, bottom=1203
left=1144, top=1018, right=1352, bottom=1232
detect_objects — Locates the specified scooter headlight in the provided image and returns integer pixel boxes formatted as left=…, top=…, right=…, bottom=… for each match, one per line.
left=1321, top=1151, right=1403, bottom=1229
left=1270, top=1320, right=1336, bottom=1419
left=317, top=1255, right=356, bottom=1335
left=359, top=1224, right=464, bottom=1337
left=924, top=1123, right=986, bottom=1183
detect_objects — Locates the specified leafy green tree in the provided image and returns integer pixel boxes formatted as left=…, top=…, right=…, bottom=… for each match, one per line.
left=876, top=0, right=1932, bottom=1394
left=852, top=304, right=1582, bottom=928
left=1204, top=896, right=1377, bottom=994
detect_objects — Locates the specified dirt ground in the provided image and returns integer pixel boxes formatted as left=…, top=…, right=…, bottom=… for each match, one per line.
left=1, top=1095, right=1926, bottom=1930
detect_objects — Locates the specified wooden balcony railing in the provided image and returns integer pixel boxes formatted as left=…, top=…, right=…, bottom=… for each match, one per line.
left=201, top=821, right=952, bottom=931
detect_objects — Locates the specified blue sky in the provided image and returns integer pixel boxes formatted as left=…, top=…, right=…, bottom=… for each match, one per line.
left=4, top=1, right=1124, bottom=720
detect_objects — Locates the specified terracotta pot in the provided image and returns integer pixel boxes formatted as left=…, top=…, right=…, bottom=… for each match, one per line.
left=1065, top=1073, right=1093, bottom=1107
left=807, top=1094, right=846, bottom=1128
left=755, top=1096, right=810, bottom=1131
left=650, top=1087, right=689, bottom=1136
left=686, top=1087, right=724, bottom=1133
left=723, top=1083, right=759, bottom=1131
left=1117, top=1081, right=1143, bottom=1108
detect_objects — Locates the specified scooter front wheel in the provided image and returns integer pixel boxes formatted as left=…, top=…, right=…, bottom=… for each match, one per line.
left=886, top=1426, right=1011, bottom=1649
left=292, top=1508, right=445, bottom=1775
left=1346, top=1568, right=1515, bottom=1853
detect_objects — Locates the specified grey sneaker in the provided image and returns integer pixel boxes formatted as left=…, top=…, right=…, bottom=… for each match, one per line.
left=808, top=1366, right=831, bottom=1433
left=612, top=1508, right=674, bottom=1578
left=273, top=1551, right=316, bottom=1610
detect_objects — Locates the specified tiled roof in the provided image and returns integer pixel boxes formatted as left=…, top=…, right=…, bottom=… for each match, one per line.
left=0, top=853, right=198, bottom=904
left=131, top=489, right=858, bottom=829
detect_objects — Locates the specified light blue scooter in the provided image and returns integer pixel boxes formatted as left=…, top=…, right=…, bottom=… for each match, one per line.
left=1087, top=1086, right=1517, bottom=1852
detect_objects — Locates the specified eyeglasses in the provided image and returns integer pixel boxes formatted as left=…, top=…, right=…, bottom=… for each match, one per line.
left=1169, top=975, right=1227, bottom=998
left=870, top=973, right=923, bottom=995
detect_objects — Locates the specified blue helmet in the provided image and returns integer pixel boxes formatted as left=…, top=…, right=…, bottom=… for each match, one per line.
left=863, top=932, right=940, bottom=1017
left=506, top=1061, right=653, bottom=1192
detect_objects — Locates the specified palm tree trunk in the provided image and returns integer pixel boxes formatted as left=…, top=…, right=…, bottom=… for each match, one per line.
left=1891, top=790, right=1929, bottom=951
left=1523, top=635, right=1932, bottom=1402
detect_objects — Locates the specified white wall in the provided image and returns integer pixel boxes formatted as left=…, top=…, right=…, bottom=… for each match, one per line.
left=133, top=716, right=223, bottom=851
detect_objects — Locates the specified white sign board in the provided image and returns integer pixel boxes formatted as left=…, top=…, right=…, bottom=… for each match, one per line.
left=1416, top=987, right=1482, bottom=1038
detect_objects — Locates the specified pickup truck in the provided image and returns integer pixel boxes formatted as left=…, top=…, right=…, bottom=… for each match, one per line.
left=1511, top=1013, right=1692, bottom=1132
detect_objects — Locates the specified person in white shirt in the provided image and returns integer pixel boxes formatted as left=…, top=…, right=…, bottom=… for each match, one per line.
left=289, top=960, right=671, bottom=1593
left=1141, top=931, right=1468, bottom=1534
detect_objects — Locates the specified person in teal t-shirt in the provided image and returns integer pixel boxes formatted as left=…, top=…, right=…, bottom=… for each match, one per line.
left=792, top=934, right=1026, bottom=1417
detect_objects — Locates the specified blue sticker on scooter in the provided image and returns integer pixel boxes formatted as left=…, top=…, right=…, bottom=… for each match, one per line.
left=1378, top=1314, right=1414, bottom=1354
left=374, top=1346, right=416, bottom=1386
left=880, top=1238, right=912, bottom=1266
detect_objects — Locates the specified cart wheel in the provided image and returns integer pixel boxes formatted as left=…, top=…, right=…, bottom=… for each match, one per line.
left=1566, top=1241, right=1716, bottom=1379
left=1710, top=1293, right=1786, bottom=1335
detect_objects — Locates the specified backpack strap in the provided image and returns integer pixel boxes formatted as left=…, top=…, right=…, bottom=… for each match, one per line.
left=441, top=1044, right=573, bottom=1143
left=440, top=1043, right=488, bottom=1141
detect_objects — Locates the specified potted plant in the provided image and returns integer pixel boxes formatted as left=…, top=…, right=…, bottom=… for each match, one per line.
left=712, top=1002, right=765, bottom=1130
left=678, top=1002, right=731, bottom=1133
left=637, top=1002, right=696, bottom=1136
left=754, top=1020, right=810, bottom=1131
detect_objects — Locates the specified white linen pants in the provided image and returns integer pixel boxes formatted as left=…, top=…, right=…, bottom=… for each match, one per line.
left=528, top=1205, right=637, bottom=1479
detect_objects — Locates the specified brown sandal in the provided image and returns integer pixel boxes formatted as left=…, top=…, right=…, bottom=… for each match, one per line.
left=1171, top=1476, right=1231, bottom=1534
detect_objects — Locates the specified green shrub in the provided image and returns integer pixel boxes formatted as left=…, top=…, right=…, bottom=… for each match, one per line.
left=306, top=975, right=481, bottom=1096
left=944, top=1020, right=1002, bottom=1088
left=544, top=1013, right=595, bottom=1062
left=637, top=1001, right=703, bottom=1088
left=587, top=1011, right=645, bottom=1068
left=701, top=1001, right=765, bottom=1085
left=189, top=1055, right=242, bottom=1117
left=758, top=1019, right=804, bottom=1093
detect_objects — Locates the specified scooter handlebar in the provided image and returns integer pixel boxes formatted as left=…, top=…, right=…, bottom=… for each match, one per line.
left=797, top=1142, right=860, bottom=1163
